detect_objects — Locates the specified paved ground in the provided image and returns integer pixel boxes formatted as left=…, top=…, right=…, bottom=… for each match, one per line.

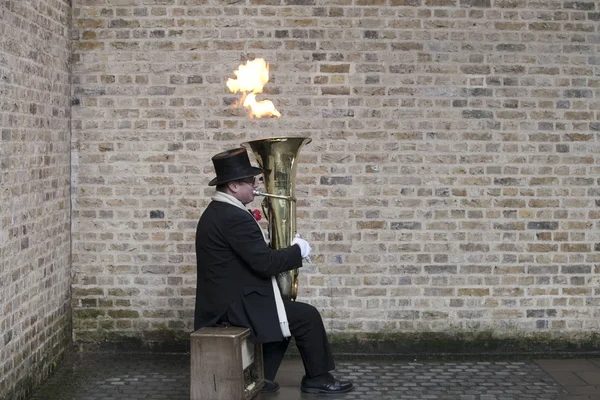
left=28, top=352, right=600, bottom=400
left=535, top=359, right=600, bottom=400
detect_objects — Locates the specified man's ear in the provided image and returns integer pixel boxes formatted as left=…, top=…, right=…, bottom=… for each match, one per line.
left=227, top=181, right=239, bottom=194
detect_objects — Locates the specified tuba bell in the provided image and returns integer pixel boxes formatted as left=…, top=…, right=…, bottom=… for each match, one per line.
left=242, top=137, right=311, bottom=301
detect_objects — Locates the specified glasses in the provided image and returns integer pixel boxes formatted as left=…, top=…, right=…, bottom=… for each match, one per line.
left=239, top=177, right=257, bottom=185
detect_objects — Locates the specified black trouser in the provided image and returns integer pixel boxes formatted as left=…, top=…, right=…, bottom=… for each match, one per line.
left=262, top=301, right=335, bottom=381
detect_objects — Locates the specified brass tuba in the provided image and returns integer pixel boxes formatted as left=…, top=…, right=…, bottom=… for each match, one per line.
left=242, top=137, right=311, bottom=301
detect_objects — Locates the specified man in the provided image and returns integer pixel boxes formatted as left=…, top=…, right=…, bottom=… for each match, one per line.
left=194, top=147, right=353, bottom=394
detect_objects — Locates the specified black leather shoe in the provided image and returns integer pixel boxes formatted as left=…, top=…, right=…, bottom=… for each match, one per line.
left=300, top=373, right=353, bottom=394
left=261, top=379, right=280, bottom=393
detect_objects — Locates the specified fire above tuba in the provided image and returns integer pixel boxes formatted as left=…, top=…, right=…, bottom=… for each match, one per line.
left=242, top=137, right=311, bottom=301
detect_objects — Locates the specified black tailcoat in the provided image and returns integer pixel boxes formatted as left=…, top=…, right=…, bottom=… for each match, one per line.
left=194, top=200, right=302, bottom=343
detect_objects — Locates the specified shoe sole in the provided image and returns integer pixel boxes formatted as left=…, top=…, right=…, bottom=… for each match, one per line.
left=261, top=385, right=280, bottom=393
left=301, top=386, right=353, bottom=394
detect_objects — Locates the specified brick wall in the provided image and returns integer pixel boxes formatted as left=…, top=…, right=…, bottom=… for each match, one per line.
left=0, top=0, right=72, bottom=398
left=71, top=0, right=599, bottom=349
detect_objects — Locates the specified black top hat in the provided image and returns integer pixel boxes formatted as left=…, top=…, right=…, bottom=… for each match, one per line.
left=208, top=148, right=263, bottom=186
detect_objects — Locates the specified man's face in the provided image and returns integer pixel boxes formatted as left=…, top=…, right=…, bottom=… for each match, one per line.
left=228, top=176, right=259, bottom=205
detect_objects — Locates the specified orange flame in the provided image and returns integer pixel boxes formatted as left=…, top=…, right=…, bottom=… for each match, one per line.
left=226, top=58, right=281, bottom=118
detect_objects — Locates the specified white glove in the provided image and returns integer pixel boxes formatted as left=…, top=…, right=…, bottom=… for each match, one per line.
left=292, top=234, right=312, bottom=260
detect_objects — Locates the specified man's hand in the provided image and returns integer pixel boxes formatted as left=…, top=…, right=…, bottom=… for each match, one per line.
left=292, top=234, right=312, bottom=260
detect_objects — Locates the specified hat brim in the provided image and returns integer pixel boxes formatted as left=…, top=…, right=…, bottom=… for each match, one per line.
left=208, top=166, right=263, bottom=186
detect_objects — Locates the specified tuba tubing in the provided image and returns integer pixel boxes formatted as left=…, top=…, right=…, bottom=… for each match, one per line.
left=253, top=191, right=311, bottom=265
left=253, top=190, right=295, bottom=202
left=243, top=137, right=311, bottom=301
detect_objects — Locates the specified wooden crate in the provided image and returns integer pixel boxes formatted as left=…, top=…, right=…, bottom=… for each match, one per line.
left=190, top=327, right=263, bottom=400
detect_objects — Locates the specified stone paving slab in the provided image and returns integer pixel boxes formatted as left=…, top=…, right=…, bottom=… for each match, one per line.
left=535, top=358, right=600, bottom=400
left=27, top=352, right=577, bottom=400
